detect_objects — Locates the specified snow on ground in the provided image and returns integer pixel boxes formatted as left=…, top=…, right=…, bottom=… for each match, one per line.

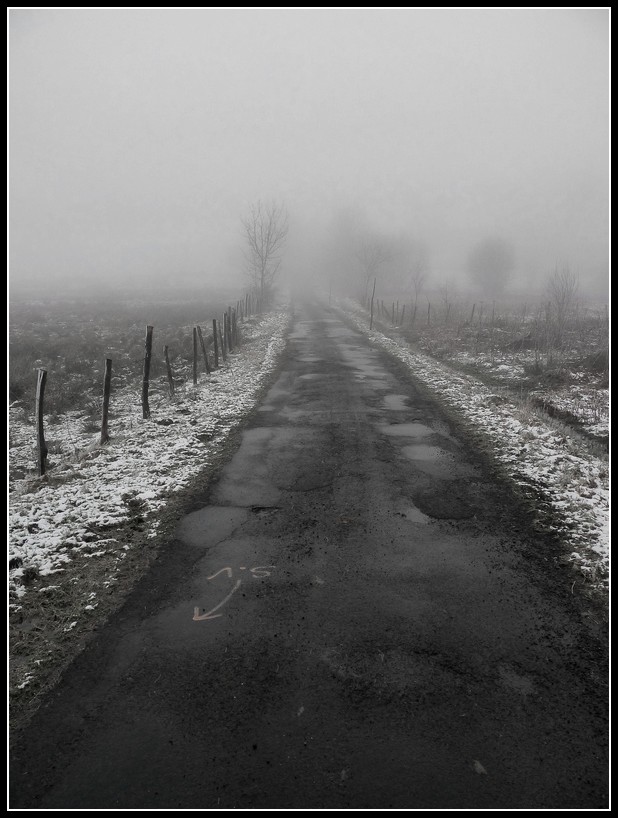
left=9, top=300, right=608, bottom=612
left=9, top=311, right=290, bottom=611
left=531, top=385, right=609, bottom=440
left=450, top=350, right=529, bottom=381
left=336, top=299, right=609, bottom=587
left=446, top=353, right=608, bottom=440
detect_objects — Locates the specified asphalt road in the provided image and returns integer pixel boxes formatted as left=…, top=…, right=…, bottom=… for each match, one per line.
left=10, top=303, right=608, bottom=809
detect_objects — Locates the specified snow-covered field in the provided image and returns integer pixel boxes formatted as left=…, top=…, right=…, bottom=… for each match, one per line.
left=9, top=311, right=291, bottom=612
left=447, top=350, right=609, bottom=442
left=336, top=298, right=609, bottom=588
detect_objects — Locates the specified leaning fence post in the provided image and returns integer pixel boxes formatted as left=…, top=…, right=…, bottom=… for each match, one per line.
left=219, top=321, right=227, bottom=363
left=142, top=326, right=153, bottom=419
left=226, top=307, right=233, bottom=352
left=232, top=309, right=238, bottom=347
left=212, top=319, right=219, bottom=368
left=35, top=368, right=48, bottom=476
left=100, top=358, right=112, bottom=444
left=197, top=325, right=211, bottom=374
left=164, top=345, right=175, bottom=396
left=192, top=327, right=198, bottom=385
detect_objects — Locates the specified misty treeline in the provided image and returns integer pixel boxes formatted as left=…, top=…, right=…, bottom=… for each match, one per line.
left=283, top=208, right=605, bottom=367
left=311, top=210, right=586, bottom=310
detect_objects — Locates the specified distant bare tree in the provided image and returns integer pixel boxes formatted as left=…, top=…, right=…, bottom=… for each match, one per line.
left=357, top=237, right=392, bottom=302
left=546, top=264, right=579, bottom=348
left=467, top=237, right=514, bottom=298
left=411, top=268, right=426, bottom=308
left=439, top=281, right=451, bottom=323
left=242, top=200, right=289, bottom=306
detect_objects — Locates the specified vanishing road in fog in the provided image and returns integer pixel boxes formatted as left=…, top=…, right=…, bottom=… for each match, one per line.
left=10, top=303, right=608, bottom=809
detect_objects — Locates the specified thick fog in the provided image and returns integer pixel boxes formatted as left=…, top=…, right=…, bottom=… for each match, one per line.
left=9, top=9, right=609, bottom=301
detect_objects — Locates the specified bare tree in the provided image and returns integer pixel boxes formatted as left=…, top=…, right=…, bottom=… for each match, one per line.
left=357, top=237, right=392, bottom=302
left=546, top=264, right=579, bottom=348
left=411, top=268, right=426, bottom=308
left=439, top=281, right=451, bottom=323
left=242, top=200, right=289, bottom=306
left=467, top=237, right=514, bottom=298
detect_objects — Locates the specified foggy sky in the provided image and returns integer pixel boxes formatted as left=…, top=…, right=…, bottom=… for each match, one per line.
left=9, top=8, right=609, bottom=299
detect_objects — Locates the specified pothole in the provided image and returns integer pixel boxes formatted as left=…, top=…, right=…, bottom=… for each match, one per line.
left=378, top=422, right=433, bottom=437
left=411, top=487, right=476, bottom=520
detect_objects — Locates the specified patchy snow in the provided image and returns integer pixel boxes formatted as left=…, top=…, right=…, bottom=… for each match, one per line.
left=531, top=385, right=609, bottom=439
left=336, top=299, right=609, bottom=587
left=9, top=311, right=290, bottom=610
left=430, top=349, right=607, bottom=441
left=450, top=350, right=528, bottom=381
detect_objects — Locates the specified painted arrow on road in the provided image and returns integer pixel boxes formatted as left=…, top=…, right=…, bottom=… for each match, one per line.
left=193, top=579, right=242, bottom=621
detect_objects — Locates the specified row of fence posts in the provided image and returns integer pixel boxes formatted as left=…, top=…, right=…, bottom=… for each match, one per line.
left=34, top=295, right=258, bottom=477
left=366, top=293, right=431, bottom=328
left=365, top=293, right=501, bottom=329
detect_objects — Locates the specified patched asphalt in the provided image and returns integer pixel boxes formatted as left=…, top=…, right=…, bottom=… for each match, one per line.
left=10, top=303, right=608, bottom=809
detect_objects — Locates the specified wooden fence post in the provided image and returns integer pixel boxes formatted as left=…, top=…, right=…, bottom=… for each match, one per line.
left=369, top=278, right=376, bottom=331
left=232, top=309, right=238, bottom=346
left=427, top=303, right=431, bottom=326
left=212, top=319, right=219, bottom=368
left=520, top=303, right=528, bottom=328
left=219, top=321, right=227, bottom=362
left=192, top=327, right=198, bottom=385
left=197, top=325, right=211, bottom=374
left=100, top=358, right=112, bottom=444
left=164, top=345, right=175, bottom=396
left=226, top=307, right=233, bottom=352
left=142, top=326, right=153, bottom=419
left=35, top=368, right=48, bottom=476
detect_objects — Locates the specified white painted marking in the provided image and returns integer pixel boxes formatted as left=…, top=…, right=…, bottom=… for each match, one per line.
left=473, top=760, right=488, bottom=775
left=250, top=565, right=275, bottom=578
left=207, top=567, right=233, bottom=580
left=193, top=579, right=242, bottom=621
left=194, top=566, right=276, bottom=621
